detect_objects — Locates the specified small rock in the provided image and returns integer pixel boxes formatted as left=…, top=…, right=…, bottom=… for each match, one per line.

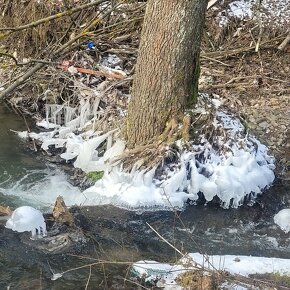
left=0, top=205, right=11, bottom=216
left=52, top=196, right=74, bottom=227
left=258, top=121, right=269, bottom=129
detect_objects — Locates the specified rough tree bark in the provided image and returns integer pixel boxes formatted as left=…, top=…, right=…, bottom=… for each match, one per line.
left=126, top=0, right=208, bottom=148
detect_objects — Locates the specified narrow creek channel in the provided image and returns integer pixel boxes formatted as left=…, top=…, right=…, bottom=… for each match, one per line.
left=0, top=104, right=289, bottom=289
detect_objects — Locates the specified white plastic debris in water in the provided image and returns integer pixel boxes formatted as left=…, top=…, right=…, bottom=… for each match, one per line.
left=274, top=209, right=290, bottom=233
left=5, top=206, right=47, bottom=238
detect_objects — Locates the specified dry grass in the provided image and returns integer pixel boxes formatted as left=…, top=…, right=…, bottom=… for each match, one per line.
left=1, top=0, right=73, bottom=57
left=0, top=0, right=143, bottom=58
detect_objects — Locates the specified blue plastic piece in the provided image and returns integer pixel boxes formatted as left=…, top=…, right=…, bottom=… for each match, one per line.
left=87, top=41, right=95, bottom=49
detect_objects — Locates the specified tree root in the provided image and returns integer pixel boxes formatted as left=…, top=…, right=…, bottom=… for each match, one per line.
left=118, top=113, right=196, bottom=171
left=117, top=96, right=227, bottom=173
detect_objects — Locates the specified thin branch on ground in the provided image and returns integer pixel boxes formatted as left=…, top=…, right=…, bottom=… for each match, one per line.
left=278, top=31, right=290, bottom=50
left=84, top=265, right=92, bottom=290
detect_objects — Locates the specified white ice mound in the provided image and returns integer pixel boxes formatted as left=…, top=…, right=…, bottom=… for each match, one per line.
left=5, top=206, right=47, bottom=238
left=274, top=209, right=290, bottom=233
left=82, top=107, right=275, bottom=209
left=15, top=94, right=275, bottom=210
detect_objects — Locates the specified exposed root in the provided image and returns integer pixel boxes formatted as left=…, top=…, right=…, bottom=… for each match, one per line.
left=117, top=143, right=165, bottom=171
left=118, top=100, right=218, bottom=172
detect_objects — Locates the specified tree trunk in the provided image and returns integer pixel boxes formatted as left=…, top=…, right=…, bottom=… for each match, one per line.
left=126, top=0, right=208, bottom=147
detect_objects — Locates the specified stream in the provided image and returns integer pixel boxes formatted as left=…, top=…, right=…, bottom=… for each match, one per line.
left=0, top=104, right=289, bottom=289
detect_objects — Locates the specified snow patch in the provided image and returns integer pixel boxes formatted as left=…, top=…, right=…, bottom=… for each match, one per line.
left=218, top=0, right=290, bottom=27
left=132, top=253, right=290, bottom=289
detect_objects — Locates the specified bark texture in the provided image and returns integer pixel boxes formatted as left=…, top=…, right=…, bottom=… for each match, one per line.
left=126, top=0, right=207, bottom=147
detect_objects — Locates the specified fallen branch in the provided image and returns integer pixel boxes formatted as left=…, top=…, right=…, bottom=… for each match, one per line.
left=0, top=205, right=11, bottom=216
left=278, top=31, right=290, bottom=51
left=146, top=222, right=185, bottom=256
left=202, top=35, right=285, bottom=59
left=206, top=82, right=256, bottom=89
left=0, top=62, right=45, bottom=100
left=58, top=60, right=126, bottom=79
left=76, top=67, right=125, bottom=79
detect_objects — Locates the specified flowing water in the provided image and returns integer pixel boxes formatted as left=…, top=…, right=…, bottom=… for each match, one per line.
left=0, top=104, right=290, bottom=289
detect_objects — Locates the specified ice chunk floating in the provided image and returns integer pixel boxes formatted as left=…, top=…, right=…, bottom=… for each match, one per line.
left=274, top=209, right=290, bottom=233
left=6, top=206, right=47, bottom=238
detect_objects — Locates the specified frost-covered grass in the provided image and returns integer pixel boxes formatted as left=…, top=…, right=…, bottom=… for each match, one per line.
left=16, top=94, right=275, bottom=211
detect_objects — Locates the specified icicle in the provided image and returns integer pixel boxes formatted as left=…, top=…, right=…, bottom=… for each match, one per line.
left=79, top=98, right=91, bottom=128
left=64, top=106, right=77, bottom=125
left=66, top=116, right=81, bottom=131
left=45, top=104, right=50, bottom=124
left=161, top=164, right=187, bottom=197
left=74, top=131, right=116, bottom=172
left=41, top=138, right=67, bottom=151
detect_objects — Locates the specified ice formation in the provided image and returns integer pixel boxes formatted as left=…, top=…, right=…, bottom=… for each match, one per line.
left=16, top=94, right=275, bottom=210
left=79, top=101, right=275, bottom=209
left=274, top=209, right=290, bottom=233
left=5, top=206, right=47, bottom=238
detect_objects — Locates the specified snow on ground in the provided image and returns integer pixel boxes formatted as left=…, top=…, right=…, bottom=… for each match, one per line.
left=132, top=253, right=290, bottom=289
left=15, top=94, right=275, bottom=211
left=274, top=209, right=290, bottom=233
left=217, top=0, right=290, bottom=27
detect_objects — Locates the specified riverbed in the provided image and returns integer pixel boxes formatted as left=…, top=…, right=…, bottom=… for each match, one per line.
left=0, top=104, right=289, bottom=289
